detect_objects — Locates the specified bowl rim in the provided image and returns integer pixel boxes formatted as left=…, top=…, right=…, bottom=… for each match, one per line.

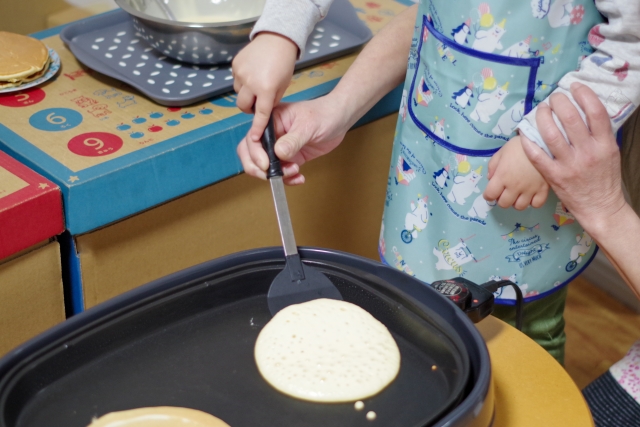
left=114, top=0, right=263, bottom=28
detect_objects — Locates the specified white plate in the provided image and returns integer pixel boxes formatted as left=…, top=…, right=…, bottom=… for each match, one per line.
left=0, top=47, right=61, bottom=94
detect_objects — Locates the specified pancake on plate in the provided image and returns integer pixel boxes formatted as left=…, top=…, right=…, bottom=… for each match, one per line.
left=0, top=31, right=50, bottom=89
left=87, top=407, right=231, bottom=427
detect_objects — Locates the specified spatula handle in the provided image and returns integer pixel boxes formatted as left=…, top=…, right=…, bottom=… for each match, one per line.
left=261, top=116, right=283, bottom=179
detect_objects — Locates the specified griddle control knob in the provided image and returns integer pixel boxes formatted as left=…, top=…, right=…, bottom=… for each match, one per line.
left=430, top=277, right=494, bottom=323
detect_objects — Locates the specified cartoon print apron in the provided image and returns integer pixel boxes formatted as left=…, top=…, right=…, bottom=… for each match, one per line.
left=379, top=0, right=604, bottom=303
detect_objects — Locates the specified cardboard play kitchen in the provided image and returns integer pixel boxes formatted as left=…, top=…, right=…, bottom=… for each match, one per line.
left=0, top=150, right=65, bottom=356
left=0, top=0, right=406, bottom=313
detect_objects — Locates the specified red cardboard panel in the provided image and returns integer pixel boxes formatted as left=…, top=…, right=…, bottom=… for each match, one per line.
left=0, top=151, right=64, bottom=259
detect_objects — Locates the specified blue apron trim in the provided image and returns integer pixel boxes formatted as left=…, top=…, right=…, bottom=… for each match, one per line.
left=408, top=15, right=543, bottom=156
left=379, top=243, right=600, bottom=305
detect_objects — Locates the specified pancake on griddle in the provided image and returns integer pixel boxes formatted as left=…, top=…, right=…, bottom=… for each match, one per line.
left=0, top=31, right=50, bottom=89
left=87, top=407, right=232, bottom=427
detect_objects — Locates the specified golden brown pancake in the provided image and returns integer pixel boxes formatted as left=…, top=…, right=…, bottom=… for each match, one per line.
left=0, top=56, right=50, bottom=89
left=87, top=407, right=231, bottom=427
left=0, top=31, right=49, bottom=84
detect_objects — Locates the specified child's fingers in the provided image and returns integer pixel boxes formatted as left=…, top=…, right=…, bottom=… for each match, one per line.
left=483, top=176, right=504, bottom=202
left=497, top=189, right=518, bottom=209
left=235, top=87, right=256, bottom=115
left=487, top=148, right=502, bottom=180
left=236, top=137, right=267, bottom=180
left=570, top=82, right=612, bottom=141
left=249, top=94, right=276, bottom=142
left=530, top=187, right=549, bottom=208
left=549, top=93, right=590, bottom=149
left=535, top=103, right=571, bottom=162
left=513, top=193, right=532, bottom=211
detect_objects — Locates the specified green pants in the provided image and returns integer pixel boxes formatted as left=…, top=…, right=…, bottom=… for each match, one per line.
left=492, top=287, right=568, bottom=365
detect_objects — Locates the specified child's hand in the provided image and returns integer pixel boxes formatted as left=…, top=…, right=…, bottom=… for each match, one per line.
left=237, top=95, right=351, bottom=185
left=483, top=135, right=550, bottom=210
left=232, top=32, right=298, bottom=142
left=521, top=82, right=626, bottom=231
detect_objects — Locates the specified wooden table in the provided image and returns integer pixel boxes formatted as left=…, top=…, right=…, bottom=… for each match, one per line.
left=477, top=316, right=594, bottom=427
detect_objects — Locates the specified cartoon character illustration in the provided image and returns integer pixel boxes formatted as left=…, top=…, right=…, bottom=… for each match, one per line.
left=447, top=166, right=483, bottom=205
left=492, top=99, right=525, bottom=135
left=432, top=237, right=487, bottom=272
left=392, top=246, right=415, bottom=276
left=501, top=35, right=532, bottom=58
left=415, top=76, right=434, bottom=107
left=547, top=0, right=584, bottom=27
left=401, top=195, right=429, bottom=243
left=468, top=194, right=496, bottom=219
left=451, top=19, right=471, bottom=45
left=470, top=82, right=509, bottom=123
left=430, top=118, right=446, bottom=139
left=433, top=166, right=450, bottom=188
left=472, top=19, right=506, bottom=53
left=437, top=42, right=457, bottom=65
left=566, top=231, right=593, bottom=271
left=399, top=89, right=408, bottom=121
left=117, top=95, right=137, bottom=109
left=396, top=155, right=417, bottom=186
left=452, top=83, right=474, bottom=108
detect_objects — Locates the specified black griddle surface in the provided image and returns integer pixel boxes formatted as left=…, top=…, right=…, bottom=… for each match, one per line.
left=1, top=259, right=468, bottom=427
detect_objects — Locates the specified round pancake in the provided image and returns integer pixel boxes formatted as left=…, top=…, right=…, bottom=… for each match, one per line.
left=0, top=56, right=50, bottom=89
left=0, top=31, right=49, bottom=83
left=255, top=299, right=401, bottom=402
left=87, top=407, right=231, bottom=427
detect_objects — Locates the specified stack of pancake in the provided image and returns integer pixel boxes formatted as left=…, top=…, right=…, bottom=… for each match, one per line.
left=0, top=31, right=50, bottom=90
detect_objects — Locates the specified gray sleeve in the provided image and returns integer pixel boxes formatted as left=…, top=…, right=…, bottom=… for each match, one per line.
left=517, top=0, right=640, bottom=156
left=250, top=0, right=335, bottom=58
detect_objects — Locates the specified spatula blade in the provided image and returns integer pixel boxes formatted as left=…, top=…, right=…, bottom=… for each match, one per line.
left=268, top=262, right=342, bottom=316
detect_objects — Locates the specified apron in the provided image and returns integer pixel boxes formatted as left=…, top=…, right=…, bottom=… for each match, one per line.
left=380, top=0, right=604, bottom=304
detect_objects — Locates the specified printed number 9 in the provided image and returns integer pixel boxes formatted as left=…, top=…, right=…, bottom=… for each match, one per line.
left=83, top=138, right=104, bottom=150
left=46, top=112, right=67, bottom=125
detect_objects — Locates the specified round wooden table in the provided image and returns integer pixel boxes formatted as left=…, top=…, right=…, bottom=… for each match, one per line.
left=476, top=316, right=593, bottom=427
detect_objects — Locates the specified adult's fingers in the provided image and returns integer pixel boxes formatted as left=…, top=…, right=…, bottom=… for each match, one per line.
left=535, top=102, right=572, bottom=162
left=244, top=132, right=270, bottom=172
left=248, top=94, right=275, bottom=142
left=235, top=87, right=255, bottom=115
left=237, top=137, right=266, bottom=180
left=570, top=82, right=612, bottom=141
left=548, top=92, right=590, bottom=149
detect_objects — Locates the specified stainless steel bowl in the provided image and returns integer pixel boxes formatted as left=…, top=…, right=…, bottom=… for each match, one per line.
left=114, top=0, right=265, bottom=64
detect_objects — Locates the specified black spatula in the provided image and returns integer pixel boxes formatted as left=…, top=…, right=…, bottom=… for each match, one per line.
left=261, top=116, right=342, bottom=316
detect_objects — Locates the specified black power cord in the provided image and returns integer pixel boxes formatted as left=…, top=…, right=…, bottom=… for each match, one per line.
left=481, top=280, right=524, bottom=331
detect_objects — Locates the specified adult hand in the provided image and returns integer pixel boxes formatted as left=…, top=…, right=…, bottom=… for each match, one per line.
left=236, top=95, right=351, bottom=185
left=520, top=82, right=626, bottom=234
left=232, top=32, right=298, bottom=142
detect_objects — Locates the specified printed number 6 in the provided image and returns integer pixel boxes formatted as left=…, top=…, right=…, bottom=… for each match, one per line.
left=83, top=138, right=104, bottom=150
left=47, top=112, right=67, bottom=125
